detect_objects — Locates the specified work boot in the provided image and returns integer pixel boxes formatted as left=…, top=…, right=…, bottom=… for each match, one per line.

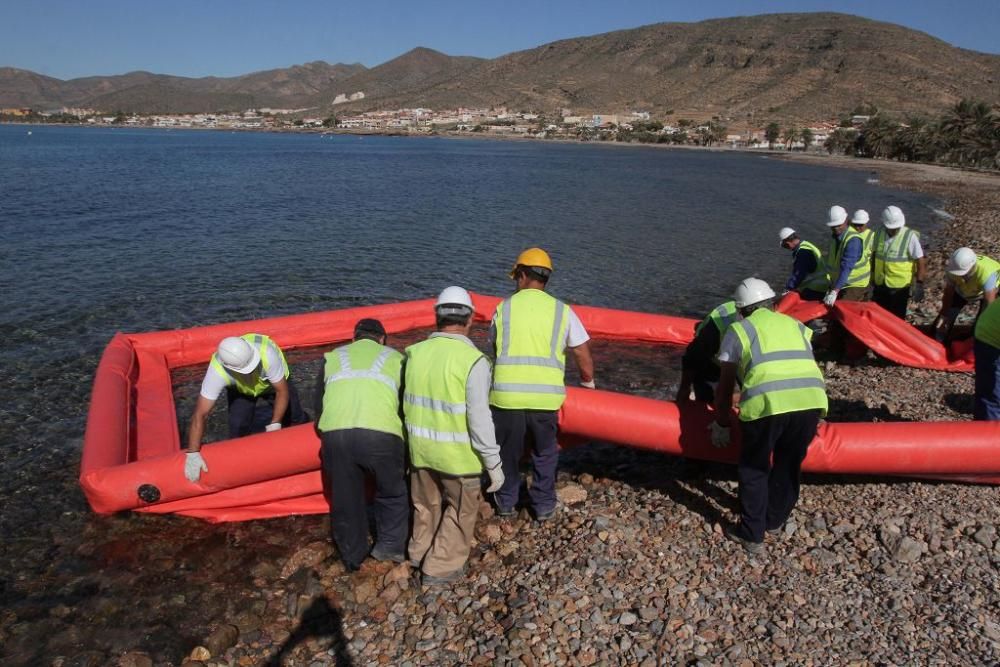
left=725, top=525, right=765, bottom=555
left=370, top=546, right=405, bottom=563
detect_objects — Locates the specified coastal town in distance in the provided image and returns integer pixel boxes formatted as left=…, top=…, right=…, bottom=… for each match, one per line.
left=0, top=104, right=847, bottom=149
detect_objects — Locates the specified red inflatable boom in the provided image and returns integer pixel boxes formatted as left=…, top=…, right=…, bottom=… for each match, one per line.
left=79, top=294, right=996, bottom=523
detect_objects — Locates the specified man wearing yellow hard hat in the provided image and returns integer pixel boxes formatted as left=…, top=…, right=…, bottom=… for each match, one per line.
left=489, top=247, right=595, bottom=521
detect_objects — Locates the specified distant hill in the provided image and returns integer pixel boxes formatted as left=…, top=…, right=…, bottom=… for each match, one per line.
left=2, top=13, right=998, bottom=120
left=343, top=13, right=1000, bottom=122
left=0, top=61, right=366, bottom=112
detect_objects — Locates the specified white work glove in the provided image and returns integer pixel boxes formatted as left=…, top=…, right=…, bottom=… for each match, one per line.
left=823, top=290, right=839, bottom=307
left=485, top=463, right=505, bottom=493
left=265, top=422, right=282, bottom=432
left=710, top=421, right=731, bottom=448
left=579, top=379, right=596, bottom=389
left=184, top=451, right=208, bottom=483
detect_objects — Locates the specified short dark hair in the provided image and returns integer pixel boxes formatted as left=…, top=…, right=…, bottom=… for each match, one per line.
left=738, top=300, right=774, bottom=318
left=354, top=318, right=386, bottom=341
left=436, top=312, right=472, bottom=328
left=516, top=265, right=550, bottom=284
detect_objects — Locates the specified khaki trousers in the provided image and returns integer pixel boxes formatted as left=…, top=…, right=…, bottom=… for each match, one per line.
left=408, top=468, right=481, bottom=578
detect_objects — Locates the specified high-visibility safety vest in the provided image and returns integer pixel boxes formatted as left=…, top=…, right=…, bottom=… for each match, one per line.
left=489, top=289, right=571, bottom=411
left=209, top=333, right=289, bottom=398
left=404, top=335, right=485, bottom=476
left=317, top=339, right=403, bottom=437
left=730, top=309, right=828, bottom=422
left=974, top=299, right=1000, bottom=350
left=949, top=255, right=1000, bottom=300
left=824, top=228, right=870, bottom=289
left=796, top=240, right=828, bottom=292
left=873, top=227, right=920, bottom=288
left=696, top=301, right=738, bottom=336
left=975, top=298, right=1000, bottom=350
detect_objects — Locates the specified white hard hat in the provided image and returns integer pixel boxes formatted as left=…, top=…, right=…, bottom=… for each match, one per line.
left=778, top=227, right=796, bottom=244
left=946, top=247, right=977, bottom=276
left=733, top=277, right=776, bottom=308
left=435, top=286, right=474, bottom=314
left=850, top=209, right=869, bottom=225
left=217, top=336, right=260, bottom=374
left=881, top=205, right=905, bottom=229
left=826, top=205, right=848, bottom=227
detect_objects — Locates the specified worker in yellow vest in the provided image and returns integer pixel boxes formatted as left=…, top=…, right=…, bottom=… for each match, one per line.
left=184, top=334, right=308, bottom=483
left=934, top=247, right=1000, bottom=341
left=404, top=287, right=504, bottom=585
left=678, top=300, right=737, bottom=401
left=316, top=318, right=408, bottom=572
left=490, top=248, right=595, bottom=521
left=778, top=227, right=825, bottom=300
left=711, top=278, right=828, bottom=555
left=871, top=206, right=927, bottom=319
left=973, top=299, right=1000, bottom=420
left=822, top=205, right=871, bottom=307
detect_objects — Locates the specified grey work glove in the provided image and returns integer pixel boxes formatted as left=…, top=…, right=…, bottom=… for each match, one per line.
left=912, top=282, right=925, bottom=303
left=485, top=463, right=505, bottom=493
left=184, top=451, right=208, bottom=483
left=823, top=290, right=839, bottom=307
left=710, top=421, right=731, bottom=448
left=579, top=379, right=596, bottom=389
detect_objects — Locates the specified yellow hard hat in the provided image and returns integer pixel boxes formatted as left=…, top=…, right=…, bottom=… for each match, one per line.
left=509, top=247, right=553, bottom=278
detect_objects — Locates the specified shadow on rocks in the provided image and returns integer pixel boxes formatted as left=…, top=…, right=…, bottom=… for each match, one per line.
left=942, top=392, right=974, bottom=415
left=826, top=398, right=912, bottom=422
left=561, top=443, right=739, bottom=528
left=266, top=596, right=353, bottom=667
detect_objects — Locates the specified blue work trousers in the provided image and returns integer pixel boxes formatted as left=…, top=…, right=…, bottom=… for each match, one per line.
left=974, top=339, right=1000, bottom=421
left=491, top=408, right=559, bottom=515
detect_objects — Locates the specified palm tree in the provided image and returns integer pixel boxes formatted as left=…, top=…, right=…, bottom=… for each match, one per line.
left=782, top=127, right=799, bottom=151
left=800, top=128, right=814, bottom=151
left=858, top=115, right=899, bottom=159
left=764, top=122, right=780, bottom=150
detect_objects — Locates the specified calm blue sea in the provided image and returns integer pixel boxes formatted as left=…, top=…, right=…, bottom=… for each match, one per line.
left=0, top=124, right=937, bottom=471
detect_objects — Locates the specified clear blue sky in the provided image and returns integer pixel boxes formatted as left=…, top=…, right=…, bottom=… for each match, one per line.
left=2, top=0, right=997, bottom=80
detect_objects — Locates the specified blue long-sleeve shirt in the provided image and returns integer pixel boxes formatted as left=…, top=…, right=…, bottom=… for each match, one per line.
left=786, top=245, right=819, bottom=291
left=833, top=234, right=863, bottom=291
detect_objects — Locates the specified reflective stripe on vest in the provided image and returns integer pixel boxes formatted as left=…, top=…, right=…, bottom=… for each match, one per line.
left=490, top=289, right=571, bottom=410
left=825, top=229, right=870, bottom=289
left=873, top=227, right=918, bottom=288
left=404, top=336, right=484, bottom=476
left=318, top=339, right=403, bottom=437
left=974, top=298, right=1000, bottom=350
left=695, top=301, right=738, bottom=336
left=209, top=333, right=289, bottom=397
left=731, top=309, right=828, bottom=421
left=950, top=255, right=1000, bottom=300
left=796, top=241, right=828, bottom=291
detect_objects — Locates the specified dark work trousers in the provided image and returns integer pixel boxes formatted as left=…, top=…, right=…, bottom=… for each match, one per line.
left=492, top=407, right=559, bottom=514
left=799, top=288, right=825, bottom=302
left=320, top=429, right=408, bottom=569
left=736, top=409, right=821, bottom=543
left=226, top=382, right=308, bottom=438
left=974, top=340, right=1000, bottom=421
left=872, top=284, right=911, bottom=320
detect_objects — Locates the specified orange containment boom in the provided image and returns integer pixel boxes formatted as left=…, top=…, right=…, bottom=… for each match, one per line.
left=79, top=294, right=997, bottom=523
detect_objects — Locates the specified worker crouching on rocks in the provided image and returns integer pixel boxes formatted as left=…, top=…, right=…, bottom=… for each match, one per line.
left=822, top=205, right=871, bottom=307
left=184, top=334, right=309, bottom=483
left=934, top=247, right=1000, bottom=341
left=316, top=318, right=409, bottom=572
left=778, top=227, right=825, bottom=301
left=677, top=300, right=737, bottom=402
left=711, top=278, right=829, bottom=555
left=404, top=287, right=504, bottom=585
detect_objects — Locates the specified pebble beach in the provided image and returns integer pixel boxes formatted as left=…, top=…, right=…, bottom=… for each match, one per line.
left=2, top=154, right=999, bottom=666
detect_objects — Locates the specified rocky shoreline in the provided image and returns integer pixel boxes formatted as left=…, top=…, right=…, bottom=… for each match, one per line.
left=3, top=156, right=999, bottom=666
